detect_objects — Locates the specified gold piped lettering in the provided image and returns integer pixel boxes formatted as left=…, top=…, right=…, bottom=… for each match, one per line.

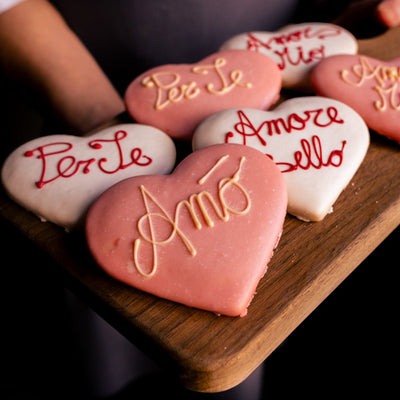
left=142, top=72, right=200, bottom=110
left=141, top=57, right=252, bottom=110
left=340, top=56, right=400, bottom=111
left=132, top=156, right=251, bottom=277
left=192, top=57, right=252, bottom=95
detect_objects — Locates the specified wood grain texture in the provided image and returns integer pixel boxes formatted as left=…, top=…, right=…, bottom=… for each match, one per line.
left=358, top=25, right=400, bottom=59
left=1, top=26, right=400, bottom=394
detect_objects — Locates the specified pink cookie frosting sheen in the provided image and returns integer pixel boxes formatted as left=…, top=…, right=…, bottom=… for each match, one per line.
left=86, top=144, right=287, bottom=317
left=124, top=50, right=281, bottom=140
left=311, top=54, right=400, bottom=143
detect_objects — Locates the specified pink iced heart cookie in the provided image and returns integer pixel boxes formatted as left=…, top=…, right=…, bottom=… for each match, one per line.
left=193, top=97, right=369, bottom=221
left=86, top=144, right=287, bottom=317
left=311, top=54, right=400, bottom=143
left=1, top=124, right=176, bottom=230
left=220, top=23, right=357, bottom=90
left=124, top=50, right=281, bottom=140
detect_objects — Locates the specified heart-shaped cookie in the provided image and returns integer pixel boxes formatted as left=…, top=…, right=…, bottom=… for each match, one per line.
left=86, top=144, right=287, bottom=317
left=1, top=124, right=176, bottom=230
left=193, top=97, right=369, bottom=221
left=220, top=23, right=357, bottom=91
left=124, top=50, right=281, bottom=140
left=311, top=54, right=400, bottom=143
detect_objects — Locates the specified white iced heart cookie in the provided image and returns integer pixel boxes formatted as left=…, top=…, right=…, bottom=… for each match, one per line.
left=193, top=97, right=370, bottom=221
left=220, top=23, right=358, bottom=90
left=1, top=124, right=176, bottom=229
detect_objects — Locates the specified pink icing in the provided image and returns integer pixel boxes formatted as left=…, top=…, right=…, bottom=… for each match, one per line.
left=86, top=144, right=287, bottom=317
left=311, top=54, right=400, bottom=143
left=124, top=50, right=281, bottom=140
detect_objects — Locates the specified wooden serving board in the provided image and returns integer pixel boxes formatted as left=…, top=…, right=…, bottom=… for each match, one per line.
left=1, top=26, right=400, bottom=394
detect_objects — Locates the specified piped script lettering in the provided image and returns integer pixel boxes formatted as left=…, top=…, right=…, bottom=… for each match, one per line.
left=246, top=25, right=342, bottom=70
left=141, top=57, right=251, bottom=110
left=269, top=136, right=346, bottom=173
left=132, top=155, right=251, bottom=277
left=24, top=130, right=152, bottom=189
left=225, top=109, right=346, bottom=173
left=341, top=56, right=400, bottom=111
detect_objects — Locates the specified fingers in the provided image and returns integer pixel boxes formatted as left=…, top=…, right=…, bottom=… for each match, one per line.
left=376, top=0, right=400, bottom=27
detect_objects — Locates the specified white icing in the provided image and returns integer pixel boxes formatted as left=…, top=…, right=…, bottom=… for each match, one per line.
left=192, top=96, right=370, bottom=221
left=1, top=124, right=176, bottom=229
left=220, top=22, right=358, bottom=90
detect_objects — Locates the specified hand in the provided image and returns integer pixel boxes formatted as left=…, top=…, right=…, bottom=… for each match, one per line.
left=0, top=0, right=125, bottom=134
left=376, top=0, right=400, bottom=27
left=332, top=0, right=400, bottom=36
